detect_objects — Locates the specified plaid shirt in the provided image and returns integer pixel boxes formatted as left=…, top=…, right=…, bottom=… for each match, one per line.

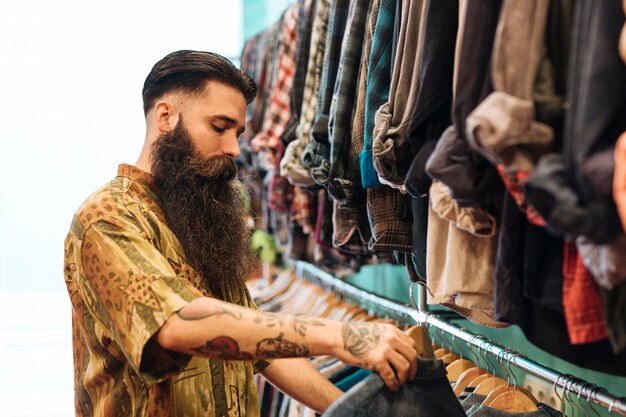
left=372, top=0, right=427, bottom=187
left=361, top=0, right=397, bottom=188
left=280, top=0, right=332, bottom=186
left=332, top=199, right=372, bottom=256
left=251, top=4, right=299, bottom=168
left=298, top=0, right=332, bottom=148
left=325, top=0, right=371, bottom=205
left=291, top=185, right=317, bottom=235
left=246, top=22, right=282, bottom=141
left=562, top=242, right=608, bottom=344
left=306, top=0, right=351, bottom=186
left=366, top=186, right=413, bottom=253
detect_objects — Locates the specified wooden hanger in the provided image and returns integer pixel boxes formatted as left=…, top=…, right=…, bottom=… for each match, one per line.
left=446, top=358, right=475, bottom=382
left=434, top=347, right=450, bottom=359
left=482, top=351, right=539, bottom=412
left=454, top=367, right=489, bottom=396
left=473, top=375, right=507, bottom=396
left=484, top=385, right=539, bottom=412
left=405, top=325, right=435, bottom=359
left=403, top=281, right=435, bottom=359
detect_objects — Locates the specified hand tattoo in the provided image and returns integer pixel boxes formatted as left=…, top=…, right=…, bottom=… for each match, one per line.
left=191, top=336, right=252, bottom=360
left=256, top=332, right=310, bottom=358
left=342, top=323, right=381, bottom=358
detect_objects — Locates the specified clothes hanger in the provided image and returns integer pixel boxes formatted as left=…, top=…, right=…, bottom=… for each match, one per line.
left=608, top=397, right=623, bottom=417
left=251, top=269, right=295, bottom=304
left=473, top=347, right=508, bottom=396
left=464, top=339, right=497, bottom=390
left=445, top=330, right=476, bottom=382
left=585, top=385, right=602, bottom=417
left=576, top=383, right=596, bottom=417
left=564, top=377, right=582, bottom=417
left=453, top=336, right=490, bottom=396
left=484, top=351, right=539, bottom=412
left=405, top=281, right=435, bottom=359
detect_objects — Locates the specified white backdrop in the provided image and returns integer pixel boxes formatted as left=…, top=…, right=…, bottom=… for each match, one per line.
left=0, top=1, right=242, bottom=415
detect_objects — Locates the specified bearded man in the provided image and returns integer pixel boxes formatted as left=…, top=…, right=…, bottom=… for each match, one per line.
left=63, top=50, right=418, bottom=417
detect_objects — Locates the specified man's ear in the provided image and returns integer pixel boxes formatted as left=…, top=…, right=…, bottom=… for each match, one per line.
left=153, top=100, right=179, bottom=133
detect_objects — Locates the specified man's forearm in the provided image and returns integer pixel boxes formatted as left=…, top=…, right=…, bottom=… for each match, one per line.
left=156, top=297, right=341, bottom=361
left=155, top=296, right=419, bottom=391
left=262, top=358, right=343, bottom=413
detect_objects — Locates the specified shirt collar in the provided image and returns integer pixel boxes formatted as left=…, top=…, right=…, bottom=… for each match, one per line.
left=117, top=163, right=161, bottom=196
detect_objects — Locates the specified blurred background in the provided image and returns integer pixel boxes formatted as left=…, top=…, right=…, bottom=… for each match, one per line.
left=0, top=1, right=290, bottom=415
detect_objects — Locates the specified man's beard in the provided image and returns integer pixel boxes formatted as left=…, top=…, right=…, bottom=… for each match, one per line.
left=151, top=117, right=257, bottom=299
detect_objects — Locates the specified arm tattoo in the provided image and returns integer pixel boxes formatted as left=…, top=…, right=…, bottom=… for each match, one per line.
left=177, top=306, right=242, bottom=321
left=342, top=323, right=381, bottom=358
left=291, top=316, right=325, bottom=337
left=253, top=312, right=325, bottom=337
left=253, top=311, right=286, bottom=328
left=256, top=332, right=310, bottom=358
left=191, top=336, right=253, bottom=360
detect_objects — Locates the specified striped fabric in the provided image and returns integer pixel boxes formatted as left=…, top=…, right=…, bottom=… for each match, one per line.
left=251, top=4, right=299, bottom=170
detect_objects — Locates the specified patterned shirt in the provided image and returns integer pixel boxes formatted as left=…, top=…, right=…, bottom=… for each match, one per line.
left=64, top=164, right=268, bottom=417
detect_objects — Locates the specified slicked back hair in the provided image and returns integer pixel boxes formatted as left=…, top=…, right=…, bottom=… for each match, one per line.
left=142, top=50, right=256, bottom=115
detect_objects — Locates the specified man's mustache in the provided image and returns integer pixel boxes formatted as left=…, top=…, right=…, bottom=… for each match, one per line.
left=191, top=155, right=238, bottom=181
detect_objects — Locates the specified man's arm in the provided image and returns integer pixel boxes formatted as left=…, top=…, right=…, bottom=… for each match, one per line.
left=155, top=297, right=417, bottom=390
left=261, top=358, right=343, bottom=413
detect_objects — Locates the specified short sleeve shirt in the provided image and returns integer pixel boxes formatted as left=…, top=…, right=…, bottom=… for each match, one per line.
left=64, top=164, right=268, bottom=417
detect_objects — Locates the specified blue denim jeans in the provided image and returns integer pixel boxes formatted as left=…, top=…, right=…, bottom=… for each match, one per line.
left=323, top=359, right=466, bottom=417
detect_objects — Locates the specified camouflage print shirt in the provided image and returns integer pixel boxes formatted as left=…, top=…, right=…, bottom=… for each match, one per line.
left=64, top=164, right=268, bottom=417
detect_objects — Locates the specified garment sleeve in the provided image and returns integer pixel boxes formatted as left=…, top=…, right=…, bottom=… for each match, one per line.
left=79, top=219, right=205, bottom=384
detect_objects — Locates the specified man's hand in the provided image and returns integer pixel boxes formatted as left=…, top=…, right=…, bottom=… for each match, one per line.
left=331, top=322, right=418, bottom=392
left=155, top=297, right=418, bottom=391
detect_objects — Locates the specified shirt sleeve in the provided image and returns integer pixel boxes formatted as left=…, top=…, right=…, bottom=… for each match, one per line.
left=79, top=218, right=205, bottom=384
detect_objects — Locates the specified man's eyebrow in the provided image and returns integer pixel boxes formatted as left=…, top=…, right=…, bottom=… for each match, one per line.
left=211, top=114, right=238, bottom=125
left=210, top=114, right=246, bottom=135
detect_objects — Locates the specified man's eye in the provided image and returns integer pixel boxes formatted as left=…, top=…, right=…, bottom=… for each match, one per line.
left=212, top=125, right=226, bottom=133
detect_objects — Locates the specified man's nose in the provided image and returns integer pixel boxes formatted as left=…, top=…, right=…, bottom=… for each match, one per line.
left=222, top=136, right=241, bottom=159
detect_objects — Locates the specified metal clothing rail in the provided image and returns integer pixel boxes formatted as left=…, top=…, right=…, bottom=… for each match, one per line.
left=295, top=261, right=626, bottom=415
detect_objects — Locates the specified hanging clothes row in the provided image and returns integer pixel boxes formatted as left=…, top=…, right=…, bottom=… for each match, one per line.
left=239, top=0, right=626, bottom=375
left=248, top=263, right=626, bottom=416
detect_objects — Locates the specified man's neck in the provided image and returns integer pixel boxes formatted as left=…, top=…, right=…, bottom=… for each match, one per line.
left=135, top=136, right=154, bottom=174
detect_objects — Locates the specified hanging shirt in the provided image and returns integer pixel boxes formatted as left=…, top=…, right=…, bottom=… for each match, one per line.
left=64, top=164, right=269, bottom=417
left=322, top=358, right=466, bottom=417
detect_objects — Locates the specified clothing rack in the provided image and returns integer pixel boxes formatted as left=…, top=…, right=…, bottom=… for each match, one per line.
left=295, top=261, right=626, bottom=416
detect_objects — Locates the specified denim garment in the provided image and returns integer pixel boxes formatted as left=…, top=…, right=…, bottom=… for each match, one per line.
left=462, top=393, right=486, bottom=413
left=323, top=359, right=466, bottom=417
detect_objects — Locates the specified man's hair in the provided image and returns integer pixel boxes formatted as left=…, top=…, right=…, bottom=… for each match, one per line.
left=142, top=50, right=257, bottom=115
